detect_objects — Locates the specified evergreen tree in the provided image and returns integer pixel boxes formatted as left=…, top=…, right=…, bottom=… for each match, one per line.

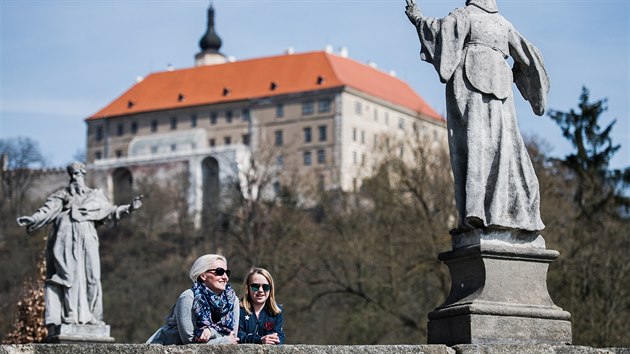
left=547, top=86, right=630, bottom=219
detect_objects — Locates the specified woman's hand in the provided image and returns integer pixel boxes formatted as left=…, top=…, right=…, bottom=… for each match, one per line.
left=194, top=328, right=212, bottom=342
left=260, top=332, right=280, bottom=345
left=227, top=331, right=239, bottom=344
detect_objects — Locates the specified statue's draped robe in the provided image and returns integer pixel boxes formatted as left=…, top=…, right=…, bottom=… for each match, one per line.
left=28, top=187, right=118, bottom=325
left=414, top=5, right=548, bottom=232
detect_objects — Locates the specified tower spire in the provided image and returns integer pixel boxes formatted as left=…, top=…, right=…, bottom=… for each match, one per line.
left=195, top=2, right=228, bottom=66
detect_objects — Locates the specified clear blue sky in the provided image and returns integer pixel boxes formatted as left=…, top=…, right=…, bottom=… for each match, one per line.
left=1, top=0, right=628, bottom=170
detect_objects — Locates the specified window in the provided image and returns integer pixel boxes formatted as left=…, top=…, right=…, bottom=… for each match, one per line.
left=276, top=155, right=284, bottom=167
left=317, top=149, right=325, bottom=164
left=151, top=146, right=158, bottom=154
left=304, top=127, right=312, bottom=143
left=151, top=120, right=158, bottom=132
left=276, top=104, right=284, bottom=118
left=373, top=134, right=378, bottom=147
left=191, top=114, right=197, bottom=127
left=353, top=151, right=358, bottom=165
left=374, top=109, right=378, bottom=121
left=275, top=130, right=283, bottom=146
left=242, top=134, right=250, bottom=146
left=362, top=153, right=366, bottom=166
left=209, top=138, right=215, bottom=147
left=94, top=151, right=102, bottom=160
left=171, top=144, right=177, bottom=152
left=361, top=130, right=365, bottom=144
left=116, top=150, right=123, bottom=158
left=385, top=112, right=389, bottom=125
left=355, top=101, right=362, bottom=115
left=399, top=145, right=404, bottom=158
left=210, top=113, right=217, bottom=125
left=399, top=117, right=405, bottom=130
left=302, top=101, right=314, bottom=115
left=303, top=151, right=312, bottom=166
left=170, top=117, right=177, bottom=130
left=116, top=123, right=124, bottom=136
left=224, top=136, right=231, bottom=145
left=242, top=108, right=251, bottom=121
left=226, top=111, right=233, bottom=123
left=318, top=175, right=325, bottom=191
left=318, top=99, right=331, bottom=113
left=318, top=125, right=327, bottom=141
left=131, top=122, right=138, bottom=135
left=352, top=128, right=357, bottom=142
left=95, top=126, right=103, bottom=141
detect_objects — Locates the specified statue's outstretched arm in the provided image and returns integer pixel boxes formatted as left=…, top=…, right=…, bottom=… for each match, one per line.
left=405, top=0, right=422, bottom=26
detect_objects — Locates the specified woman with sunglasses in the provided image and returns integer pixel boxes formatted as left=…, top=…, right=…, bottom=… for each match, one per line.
left=147, top=254, right=240, bottom=345
left=238, top=268, right=285, bottom=344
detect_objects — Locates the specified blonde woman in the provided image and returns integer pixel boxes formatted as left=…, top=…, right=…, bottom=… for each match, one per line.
left=238, top=268, right=285, bottom=344
left=147, top=254, right=239, bottom=345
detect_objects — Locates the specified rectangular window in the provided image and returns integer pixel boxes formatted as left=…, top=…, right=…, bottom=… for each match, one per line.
left=399, top=117, right=405, bottom=130
left=242, top=134, right=250, bottom=146
left=116, top=123, right=124, bottom=136
left=170, top=117, right=177, bottom=130
left=374, top=109, right=378, bottom=121
left=226, top=111, right=233, bottom=123
left=352, top=128, right=357, bottom=142
left=275, top=130, right=283, bottom=146
left=302, top=101, right=314, bottom=115
left=362, top=153, right=366, bottom=166
left=151, top=120, right=158, bottom=132
left=303, top=151, right=312, bottom=166
left=318, top=175, right=325, bottom=191
left=276, top=104, right=284, bottom=118
left=224, top=136, right=231, bottom=145
left=191, top=114, right=197, bottom=127
left=385, top=112, right=389, bottom=125
left=318, top=125, right=327, bottom=142
left=131, top=121, right=138, bottom=135
left=317, top=149, right=325, bottom=164
left=318, top=99, right=331, bottom=113
left=210, top=113, right=217, bottom=125
left=151, top=146, right=158, bottom=154
left=273, top=182, right=280, bottom=195
left=304, top=127, right=312, bottom=143
left=209, top=138, right=215, bottom=147
left=355, top=101, right=362, bottom=115
left=171, top=144, right=177, bottom=152
left=95, top=126, right=103, bottom=141
left=242, top=108, right=251, bottom=121
left=95, top=151, right=102, bottom=160
left=116, top=150, right=123, bottom=158
left=353, top=151, right=358, bottom=165
left=361, top=130, right=365, bottom=144
left=276, top=155, right=284, bottom=167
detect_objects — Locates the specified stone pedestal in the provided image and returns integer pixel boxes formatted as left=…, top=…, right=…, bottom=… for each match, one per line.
left=45, top=323, right=114, bottom=343
left=427, top=230, right=572, bottom=345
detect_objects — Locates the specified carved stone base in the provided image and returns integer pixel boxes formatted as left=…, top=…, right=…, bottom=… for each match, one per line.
left=45, top=323, right=114, bottom=343
left=427, top=231, right=572, bottom=345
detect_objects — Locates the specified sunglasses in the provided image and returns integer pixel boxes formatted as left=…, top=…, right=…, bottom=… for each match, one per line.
left=249, top=283, right=271, bottom=292
left=206, top=267, right=231, bottom=277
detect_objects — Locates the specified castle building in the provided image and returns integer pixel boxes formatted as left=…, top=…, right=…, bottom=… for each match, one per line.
left=85, top=4, right=445, bottom=222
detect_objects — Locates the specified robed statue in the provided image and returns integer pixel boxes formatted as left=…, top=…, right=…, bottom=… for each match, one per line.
left=405, top=0, right=549, bottom=234
left=17, top=162, right=142, bottom=330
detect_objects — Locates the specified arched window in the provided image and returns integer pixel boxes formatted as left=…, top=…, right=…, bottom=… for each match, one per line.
left=112, top=167, right=133, bottom=205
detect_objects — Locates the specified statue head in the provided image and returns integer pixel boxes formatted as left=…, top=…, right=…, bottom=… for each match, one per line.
left=466, top=0, right=498, bottom=13
left=67, top=162, right=86, bottom=190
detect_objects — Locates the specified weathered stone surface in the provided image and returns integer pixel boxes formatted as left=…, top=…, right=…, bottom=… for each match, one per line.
left=45, top=324, right=114, bottom=343
left=427, top=242, right=571, bottom=345
left=0, top=344, right=454, bottom=354
left=453, top=344, right=630, bottom=354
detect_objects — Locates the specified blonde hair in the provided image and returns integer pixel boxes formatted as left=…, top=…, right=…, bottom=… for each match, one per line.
left=240, top=267, right=282, bottom=316
left=189, top=254, right=227, bottom=283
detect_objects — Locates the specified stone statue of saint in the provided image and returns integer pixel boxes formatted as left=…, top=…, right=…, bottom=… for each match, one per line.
left=17, top=162, right=142, bottom=329
left=405, top=0, right=549, bottom=234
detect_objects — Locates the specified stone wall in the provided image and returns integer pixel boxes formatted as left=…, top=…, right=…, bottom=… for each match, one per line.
left=1, top=344, right=629, bottom=354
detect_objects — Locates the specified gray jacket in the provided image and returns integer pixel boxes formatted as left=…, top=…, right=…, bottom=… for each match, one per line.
left=147, top=289, right=240, bottom=345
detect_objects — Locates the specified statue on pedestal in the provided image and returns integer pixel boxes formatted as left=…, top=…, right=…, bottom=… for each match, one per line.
left=405, top=0, right=548, bottom=235
left=404, top=0, right=572, bottom=345
left=17, top=162, right=142, bottom=342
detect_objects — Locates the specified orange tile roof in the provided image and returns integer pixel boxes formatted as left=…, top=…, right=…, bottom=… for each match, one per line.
left=87, top=51, right=442, bottom=122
